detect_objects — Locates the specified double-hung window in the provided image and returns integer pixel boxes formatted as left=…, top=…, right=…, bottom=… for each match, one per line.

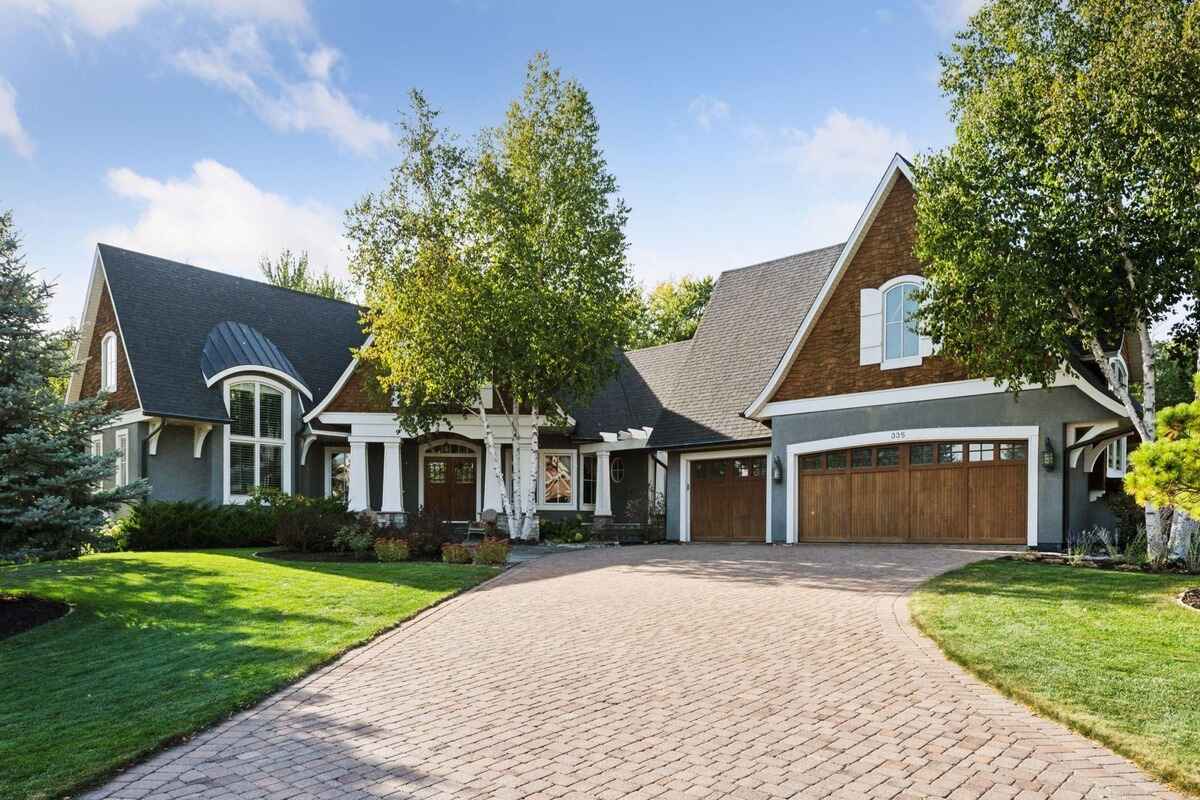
left=227, top=380, right=288, bottom=499
left=580, top=453, right=597, bottom=509
left=114, top=430, right=129, bottom=486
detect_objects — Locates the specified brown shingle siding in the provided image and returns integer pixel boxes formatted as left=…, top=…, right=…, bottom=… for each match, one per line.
left=324, top=362, right=391, bottom=413
left=79, top=281, right=140, bottom=412
left=770, top=177, right=967, bottom=402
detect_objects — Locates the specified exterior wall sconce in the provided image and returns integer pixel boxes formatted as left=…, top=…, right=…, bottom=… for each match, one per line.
left=772, top=455, right=784, bottom=483
left=1041, top=436, right=1056, bottom=472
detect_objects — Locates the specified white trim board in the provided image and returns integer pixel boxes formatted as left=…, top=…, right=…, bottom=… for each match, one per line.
left=784, top=426, right=1040, bottom=547
left=416, top=438, right=483, bottom=521
left=206, top=366, right=313, bottom=401
left=302, top=334, right=373, bottom=423
left=67, top=251, right=145, bottom=411
left=678, top=448, right=773, bottom=544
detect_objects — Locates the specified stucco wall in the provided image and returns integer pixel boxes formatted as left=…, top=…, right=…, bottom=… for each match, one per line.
left=146, top=423, right=213, bottom=502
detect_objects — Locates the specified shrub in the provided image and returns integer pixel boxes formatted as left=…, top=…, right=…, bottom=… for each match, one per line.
left=442, top=542, right=472, bottom=564
left=334, top=525, right=376, bottom=559
left=473, top=536, right=509, bottom=566
left=374, top=537, right=410, bottom=562
left=120, top=501, right=276, bottom=550
left=1124, top=526, right=1149, bottom=565
left=405, top=509, right=451, bottom=559
left=542, top=516, right=589, bottom=544
left=274, top=506, right=350, bottom=553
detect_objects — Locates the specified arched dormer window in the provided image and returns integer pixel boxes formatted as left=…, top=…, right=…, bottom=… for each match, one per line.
left=224, top=377, right=291, bottom=502
left=100, top=331, right=117, bottom=392
left=859, top=275, right=931, bottom=370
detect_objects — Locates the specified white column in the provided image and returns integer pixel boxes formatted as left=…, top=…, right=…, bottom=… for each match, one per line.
left=483, top=439, right=503, bottom=513
left=595, top=449, right=612, bottom=517
left=381, top=441, right=404, bottom=513
left=348, top=440, right=369, bottom=512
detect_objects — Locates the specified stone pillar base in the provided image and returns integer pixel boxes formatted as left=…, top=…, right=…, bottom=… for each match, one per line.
left=591, top=515, right=613, bottom=533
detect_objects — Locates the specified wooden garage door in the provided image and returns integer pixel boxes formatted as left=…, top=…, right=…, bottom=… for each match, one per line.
left=690, top=456, right=766, bottom=541
left=797, top=440, right=1027, bottom=544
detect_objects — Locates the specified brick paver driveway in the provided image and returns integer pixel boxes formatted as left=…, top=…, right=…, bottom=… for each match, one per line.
left=86, top=545, right=1182, bottom=800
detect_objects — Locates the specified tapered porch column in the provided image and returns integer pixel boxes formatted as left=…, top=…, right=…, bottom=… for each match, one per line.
left=594, top=449, right=613, bottom=518
left=348, top=440, right=369, bottom=512
left=381, top=441, right=404, bottom=513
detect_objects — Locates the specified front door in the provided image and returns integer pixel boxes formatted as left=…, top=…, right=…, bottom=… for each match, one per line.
left=424, top=457, right=477, bottom=522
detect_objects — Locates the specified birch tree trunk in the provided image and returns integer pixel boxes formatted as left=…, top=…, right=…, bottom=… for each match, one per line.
left=1166, top=345, right=1200, bottom=558
left=520, top=422, right=540, bottom=540
left=477, top=402, right=519, bottom=538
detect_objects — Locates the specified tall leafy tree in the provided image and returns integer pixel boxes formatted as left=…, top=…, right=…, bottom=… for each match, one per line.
left=259, top=248, right=351, bottom=301
left=913, top=0, right=1200, bottom=559
left=630, top=275, right=715, bottom=348
left=0, top=211, right=146, bottom=558
left=348, top=56, right=636, bottom=539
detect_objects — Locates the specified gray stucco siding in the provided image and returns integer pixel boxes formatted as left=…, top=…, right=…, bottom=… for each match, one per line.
left=146, top=423, right=213, bottom=502
left=768, top=385, right=1121, bottom=548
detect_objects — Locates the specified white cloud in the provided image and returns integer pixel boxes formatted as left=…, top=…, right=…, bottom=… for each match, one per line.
left=0, top=77, right=34, bottom=159
left=793, top=200, right=864, bottom=250
left=90, top=159, right=348, bottom=281
left=688, top=95, right=730, bottom=130
left=772, top=110, right=912, bottom=180
left=920, top=0, right=986, bottom=35
left=0, top=0, right=310, bottom=37
left=175, top=25, right=390, bottom=155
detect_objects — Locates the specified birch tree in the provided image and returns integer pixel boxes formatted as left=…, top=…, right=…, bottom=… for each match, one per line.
left=346, top=56, right=636, bottom=539
left=912, top=0, right=1200, bottom=561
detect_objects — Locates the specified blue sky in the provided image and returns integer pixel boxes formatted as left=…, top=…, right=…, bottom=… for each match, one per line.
left=0, top=0, right=981, bottom=330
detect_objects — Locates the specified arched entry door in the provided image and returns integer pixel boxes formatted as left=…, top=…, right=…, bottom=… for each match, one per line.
left=420, top=440, right=478, bottom=522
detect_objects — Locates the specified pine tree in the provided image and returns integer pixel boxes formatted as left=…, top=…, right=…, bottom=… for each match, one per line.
left=0, top=210, right=146, bottom=559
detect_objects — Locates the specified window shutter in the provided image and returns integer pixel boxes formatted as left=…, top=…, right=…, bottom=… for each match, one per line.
left=859, top=288, right=882, bottom=365
left=919, top=334, right=934, bottom=357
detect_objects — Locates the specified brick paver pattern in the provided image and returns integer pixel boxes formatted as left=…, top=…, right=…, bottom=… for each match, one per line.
left=84, top=545, right=1183, bottom=800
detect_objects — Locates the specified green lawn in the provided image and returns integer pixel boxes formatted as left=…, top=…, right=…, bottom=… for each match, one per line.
left=0, top=550, right=499, bottom=800
left=912, top=559, right=1200, bottom=795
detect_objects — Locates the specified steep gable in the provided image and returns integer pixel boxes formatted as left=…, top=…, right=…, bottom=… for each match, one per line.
left=78, top=280, right=139, bottom=412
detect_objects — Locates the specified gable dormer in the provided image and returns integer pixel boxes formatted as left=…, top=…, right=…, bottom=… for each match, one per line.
left=746, top=157, right=966, bottom=414
left=69, top=254, right=141, bottom=412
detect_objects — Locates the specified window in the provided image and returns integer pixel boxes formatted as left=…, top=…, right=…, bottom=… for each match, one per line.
left=581, top=454, right=597, bottom=507
left=610, top=456, right=624, bottom=484
left=826, top=451, right=847, bottom=470
left=226, top=380, right=288, bottom=499
left=426, top=461, right=446, bottom=483
left=883, top=282, right=920, bottom=364
left=938, top=443, right=964, bottom=464
left=800, top=454, right=822, bottom=470
left=999, top=442, right=1027, bottom=462
left=428, top=441, right=474, bottom=455
left=540, top=451, right=575, bottom=507
left=851, top=448, right=873, bottom=468
left=114, top=430, right=129, bottom=486
left=733, top=459, right=752, bottom=478
left=326, top=447, right=350, bottom=499
left=1106, top=437, right=1127, bottom=478
left=100, top=331, right=117, bottom=392
left=909, top=444, right=934, bottom=465
left=1108, top=356, right=1129, bottom=394
left=968, top=442, right=994, bottom=462
left=875, top=446, right=900, bottom=467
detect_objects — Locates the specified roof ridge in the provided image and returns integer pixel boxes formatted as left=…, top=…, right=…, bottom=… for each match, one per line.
left=717, top=241, right=846, bottom=277
left=96, top=243, right=362, bottom=310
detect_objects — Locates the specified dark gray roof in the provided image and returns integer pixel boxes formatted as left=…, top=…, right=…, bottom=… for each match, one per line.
left=648, top=243, right=845, bottom=449
left=98, top=244, right=363, bottom=423
left=570, top=340, right=692, bottom=440
left=200, top=321, right=310, bottom=396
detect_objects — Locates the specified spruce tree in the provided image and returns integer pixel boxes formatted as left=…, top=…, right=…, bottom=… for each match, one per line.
left=0, top=210, right=146, bottom=559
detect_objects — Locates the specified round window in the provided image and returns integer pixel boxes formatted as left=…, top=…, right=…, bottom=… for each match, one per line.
left=610, top=456, right=624, bottom=484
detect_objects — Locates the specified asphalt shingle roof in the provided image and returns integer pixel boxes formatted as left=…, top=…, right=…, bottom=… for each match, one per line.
left=647, top=243, right=845, bottom=449
left=98, top=244, right=364, bottom=423
left=570, top=340, right=692, bottom=440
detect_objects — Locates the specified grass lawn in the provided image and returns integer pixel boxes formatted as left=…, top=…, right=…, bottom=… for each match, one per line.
left=911, top=559, right=1200, bottom=795
left=0, top=549, right=499, bottom=800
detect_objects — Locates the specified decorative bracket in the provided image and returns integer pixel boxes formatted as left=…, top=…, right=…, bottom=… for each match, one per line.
left=193, top=423, right=213, bottom=459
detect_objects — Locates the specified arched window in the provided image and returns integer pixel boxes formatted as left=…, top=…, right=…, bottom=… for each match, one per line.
left=100, top=331, right=117, bottom=392
left=883, top=282, right=920, bottom=364
left=225, top=379, right=290, bottom=500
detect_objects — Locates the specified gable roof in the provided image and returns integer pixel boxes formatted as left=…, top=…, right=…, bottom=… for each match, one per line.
left=744, top=154, right=915, bottom=419
left=92, top=244, right=364, bottom=423
left=647, top=242, right=845, bottom=449
left=570, top=340, right=692, bottom=440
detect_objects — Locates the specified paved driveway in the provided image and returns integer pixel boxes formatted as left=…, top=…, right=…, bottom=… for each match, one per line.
left=87, top=545, right=1182, bottom=800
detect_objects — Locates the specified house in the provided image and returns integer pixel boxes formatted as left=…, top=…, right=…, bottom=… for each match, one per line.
left=68, top=155, right=1133, bottom=549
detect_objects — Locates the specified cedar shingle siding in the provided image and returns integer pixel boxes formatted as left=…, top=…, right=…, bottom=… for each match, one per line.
left=770, top=176, right=967, bottom=402
left=79, top=282, right=139, bottom=411
left=324, top=364, right=391, bottom=413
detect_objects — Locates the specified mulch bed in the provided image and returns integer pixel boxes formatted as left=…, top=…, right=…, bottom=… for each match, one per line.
left=1182, top=589, right=1200, bottom=611
left=1006, top=552, right=1199, bottom=574
left=1, top=594, right=70, bottom=640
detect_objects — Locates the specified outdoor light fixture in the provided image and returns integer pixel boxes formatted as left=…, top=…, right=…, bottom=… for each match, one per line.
left=1041, top=437, right=1056, bottom=472
left=772, top=455, right=784, bottom=483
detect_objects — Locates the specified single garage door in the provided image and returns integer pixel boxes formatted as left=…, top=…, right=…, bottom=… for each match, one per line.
left=690, top=456, right=766, bottom=541
left=797, top=440, right=1027, bottom=544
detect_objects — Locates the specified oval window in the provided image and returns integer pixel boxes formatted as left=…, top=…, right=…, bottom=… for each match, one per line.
left=610, top=456, right=624, bottom=484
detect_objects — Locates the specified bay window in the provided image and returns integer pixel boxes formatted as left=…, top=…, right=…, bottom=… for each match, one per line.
left=225, top=379, right=290, bottom=501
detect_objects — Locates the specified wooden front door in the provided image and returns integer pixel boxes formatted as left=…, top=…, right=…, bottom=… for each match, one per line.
left=797, top=440, right=1027, bottom=544
left=689, top=456, right=767, bottom=541
left=423, top=457, right=477, bottom=521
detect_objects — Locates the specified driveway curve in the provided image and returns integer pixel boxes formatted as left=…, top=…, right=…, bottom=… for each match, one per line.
left=86, top=545, right=1181, bottom=800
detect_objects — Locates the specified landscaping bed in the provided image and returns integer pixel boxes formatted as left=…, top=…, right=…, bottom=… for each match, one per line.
left=0, top=594, right=69, bottom=639
left=0, top=549, right=498, bottom=800
left=1182, top=588, right=1200, bottom=611
left=912, top=559, right=1200, bottom=795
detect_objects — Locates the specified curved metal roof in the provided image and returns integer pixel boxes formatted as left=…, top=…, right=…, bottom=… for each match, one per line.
left=200, top=320, right=311, bottom=398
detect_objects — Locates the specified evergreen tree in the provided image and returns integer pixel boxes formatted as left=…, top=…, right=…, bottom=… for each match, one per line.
left=0, top=211, right=146, bottom=558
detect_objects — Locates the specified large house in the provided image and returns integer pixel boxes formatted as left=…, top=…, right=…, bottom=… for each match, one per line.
left=68, top=156, right=1134, bottom=549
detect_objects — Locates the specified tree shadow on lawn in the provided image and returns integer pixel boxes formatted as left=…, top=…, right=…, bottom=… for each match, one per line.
left=221, top=548, right=501, bottom=591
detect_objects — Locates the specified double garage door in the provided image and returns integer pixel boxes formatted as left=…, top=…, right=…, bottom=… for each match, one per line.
left=798, top=440, right=1027, bottom=544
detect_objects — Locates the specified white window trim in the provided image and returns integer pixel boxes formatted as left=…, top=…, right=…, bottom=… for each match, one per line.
left=324, top=445, right=351, bottom=498
left=100, top=331, right=117, bottom=392
left=1106, top=436, right=1127, bottom=479
left=679, top=448, right=773, bottom=544
left=580, top=452, right=597, bottom=511
left=1107, top=354, right=1129, bottom=394
left=90, top=434, right=104, bottom=490
left=537, top=448, right=578, bottom=511
left=417, top=438, right=482, bottom=520
left=879, top=275, right=924, bottom=371
left=114, top=429, right=129, bottom=487
left=784, top=426, right=1040, bottom=547
left=222, top=376, right=292, bottom=504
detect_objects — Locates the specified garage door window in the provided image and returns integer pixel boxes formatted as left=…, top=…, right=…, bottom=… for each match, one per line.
left=968, top=443, right=994, bottom=462
left=909, top=444, right=935, bottom=465
left=938, top=443, right=964, bottom=464
left=826, top=451, right=848, bottom=469
left=999, top=442, right=1027, bottom=461
left=851, top=448, right=873, bottom=468
left=875, top=446, right=900, bottom=467
left=800, top=454, right=822, bottom=470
